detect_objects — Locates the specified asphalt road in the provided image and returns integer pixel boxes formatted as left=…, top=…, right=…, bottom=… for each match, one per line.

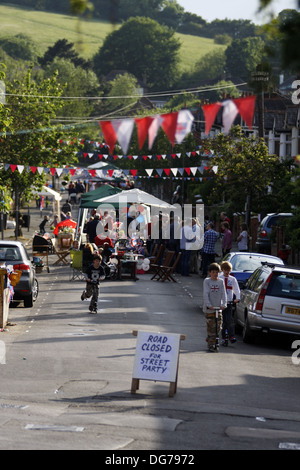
left=0, top=261, right=300, bottom=451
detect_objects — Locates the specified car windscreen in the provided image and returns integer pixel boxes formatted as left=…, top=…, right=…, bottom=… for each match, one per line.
left=0, top=246, right=22, bottom=262
left=232, top=255, right=276, bottom=272
left=267, top=272, right=300, bottom=300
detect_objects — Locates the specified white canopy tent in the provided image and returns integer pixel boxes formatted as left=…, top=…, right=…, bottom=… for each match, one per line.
left=94, top=188, right=175, bottom=209
left=32, top=186, right=62, bottom=218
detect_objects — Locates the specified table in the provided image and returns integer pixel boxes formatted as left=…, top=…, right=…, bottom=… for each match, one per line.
left=111, top=253, right=139, bottom=281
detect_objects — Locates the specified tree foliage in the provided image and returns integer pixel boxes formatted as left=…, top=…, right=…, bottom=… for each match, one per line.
left=93, top=17, right=181, bottom=91
left=203, top=126, right=287, bottom=215
left=0, top=68, right=82, bottom=203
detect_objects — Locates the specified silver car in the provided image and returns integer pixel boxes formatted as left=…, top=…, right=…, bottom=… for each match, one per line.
left=0, top=241, right=39, bottom=308
left=235, top=263, right=300, bottom=342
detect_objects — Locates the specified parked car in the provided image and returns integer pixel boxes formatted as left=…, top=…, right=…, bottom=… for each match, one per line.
left=256, top=213, right=293, bottom=253
left=0, top=241, right=38, bottom=307
left=235, top=263, right=300, bottom=343
left=222, top=252, right=284, bottom=288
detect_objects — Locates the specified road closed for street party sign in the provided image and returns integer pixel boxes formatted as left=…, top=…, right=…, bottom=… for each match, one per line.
left=131, top=330, right=185, bottom=396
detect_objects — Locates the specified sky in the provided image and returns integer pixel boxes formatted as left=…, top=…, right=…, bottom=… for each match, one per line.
left=177, top=0, right=298, bottom=23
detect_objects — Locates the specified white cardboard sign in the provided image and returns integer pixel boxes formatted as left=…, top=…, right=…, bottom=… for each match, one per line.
left=132, top=331, right=181, bottom=383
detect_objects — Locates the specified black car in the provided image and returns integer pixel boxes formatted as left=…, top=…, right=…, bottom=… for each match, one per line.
left=0, top=241, right=39, bottom=307
left=256, top=213, right=293, bottom=253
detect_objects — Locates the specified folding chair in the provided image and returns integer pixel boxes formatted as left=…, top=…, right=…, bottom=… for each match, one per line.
left=151, top=251, right=175, bottom=281
left=52, top=239, right=70, bottom=266
left=32, top=236, right=50, bottom=273
left=69, top=250, right=86, bottom=281
left=159, top=252, right=182, bottom=282
left=149, top=244, right=165, bottom=273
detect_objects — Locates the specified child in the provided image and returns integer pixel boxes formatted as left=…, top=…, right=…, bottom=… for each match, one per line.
left=219, top=261, right=240, bottom=344
left=81, top=254, right=105, bottom=314
left=203, top=263, right=227, bottom=352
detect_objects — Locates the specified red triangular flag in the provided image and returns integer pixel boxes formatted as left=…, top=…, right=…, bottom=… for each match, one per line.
left=130, top=169, right=137, bottom=177
left=108, top=169, right=114, bottom=177
left=10, top=164, right=17, bottom=172
left=100, top=121, right=117, bottom=154
left=50, top=168, right=55, bottom=175
left=135, top=116, right=154, bottom=149
left=69, top=169, right=76, bottom=176
left=202, top=102, right=222, bottom=135
left=164, top=168, right=171, bottom=176
left=233, top=95, right=256, bottom=129
left=185, top=167, right=191, bottom=175
left=161, top=112, right=178, bottom=146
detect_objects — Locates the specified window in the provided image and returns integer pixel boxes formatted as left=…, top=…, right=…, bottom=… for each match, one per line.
left=268, top=272, right=300, bottom=300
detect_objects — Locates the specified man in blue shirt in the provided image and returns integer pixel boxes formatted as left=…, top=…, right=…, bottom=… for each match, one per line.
left=201, top=223, right=218, bottom=277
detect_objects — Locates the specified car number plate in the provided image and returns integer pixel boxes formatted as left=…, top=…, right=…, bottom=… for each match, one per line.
left=285, top=306, right=300, bottom=316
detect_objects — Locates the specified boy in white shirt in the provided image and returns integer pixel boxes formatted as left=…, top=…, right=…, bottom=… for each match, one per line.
left=219, top=261, right=240, bottom=343
left=203, top=263, right=227, bottom=352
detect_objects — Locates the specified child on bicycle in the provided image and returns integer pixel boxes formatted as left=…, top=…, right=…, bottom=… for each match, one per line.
left=219, top=260, right=240, bottom=344
left=203, top=263, right=227, bottom=352
left=81, top=254, right=105, bottom=313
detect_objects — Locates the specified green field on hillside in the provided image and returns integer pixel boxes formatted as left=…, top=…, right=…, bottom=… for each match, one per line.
left=0, top=4, right=225, bottom=70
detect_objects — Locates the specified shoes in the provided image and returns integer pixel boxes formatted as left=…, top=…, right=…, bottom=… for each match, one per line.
left=208, top=345, right=216, bottom=352
left=81, top=291, right=85, bottom=301
left=89, top=307, right=97, bottom=314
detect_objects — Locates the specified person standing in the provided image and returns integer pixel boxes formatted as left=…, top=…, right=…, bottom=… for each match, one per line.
left=237, top=223, right=249, bottom=252
left=201, top=222, right=218, bottom=277
left=221, top=221, right=232, bottom=257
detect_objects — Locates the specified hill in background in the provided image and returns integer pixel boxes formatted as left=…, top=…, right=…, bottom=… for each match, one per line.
left=0, top=4, right=225, bottom=72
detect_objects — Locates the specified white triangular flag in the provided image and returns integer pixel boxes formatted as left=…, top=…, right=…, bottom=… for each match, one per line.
left=170, top=168, right=178, bottom=176
left=148, top=115, right=163, bottom=149
left=112, top=119, right=134, bottom=155
left=222, top=100, right=239, bottom=134
left=145, top=169, right=153, bottom=177
left=17, top=165, right=24, bottom=173
left=175, top=109, right=194, bottom=144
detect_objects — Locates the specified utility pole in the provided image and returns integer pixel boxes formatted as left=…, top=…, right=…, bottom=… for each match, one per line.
left=251, top=67, right=269, bottom=140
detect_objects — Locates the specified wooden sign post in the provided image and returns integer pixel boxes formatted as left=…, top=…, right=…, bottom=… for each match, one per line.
left=131, top=330, right=185, bottom=397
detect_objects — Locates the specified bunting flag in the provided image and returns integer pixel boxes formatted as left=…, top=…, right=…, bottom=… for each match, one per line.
left=135, top=116, right=154, bottom=149
left=233, top=95, right=256, bottom=130
left=202, top=95, right=256, bottom=135
left=3, top=161, right=217, bottom=178
left=222, top=100, right=239, bottom=134
left=161, top=112, right=178, bottom=146
left=112, top=118, right=134, bottom=155
left=202, top=102, right=222, bottom=135
left=175, top=110, right=194, bottom=144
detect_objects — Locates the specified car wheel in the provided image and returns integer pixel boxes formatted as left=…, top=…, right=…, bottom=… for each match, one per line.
left=32, top=278, right=39, bottom=302
left=242, top=314, right=254, bottom=343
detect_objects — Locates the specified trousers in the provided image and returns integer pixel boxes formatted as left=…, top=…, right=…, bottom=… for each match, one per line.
left=205, top=311, right=223, bottom=347
left=82, top=282, right=99, bottom=311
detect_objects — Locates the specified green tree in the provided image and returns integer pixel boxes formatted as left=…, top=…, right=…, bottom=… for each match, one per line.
left=92, top=16, right=181, bottom=91
left=204, top=126, right=287, bottom=223
left=44, top=58, right=101, bottom=118
left=0, top=69, right=81, bottom=206
left=101, top=73, right=142, bottom=117
left=0, top=34, right=38, bottom=61
left=225, top=37, right=265, bottom=81
left=38, top=39, right=91, bottom=69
